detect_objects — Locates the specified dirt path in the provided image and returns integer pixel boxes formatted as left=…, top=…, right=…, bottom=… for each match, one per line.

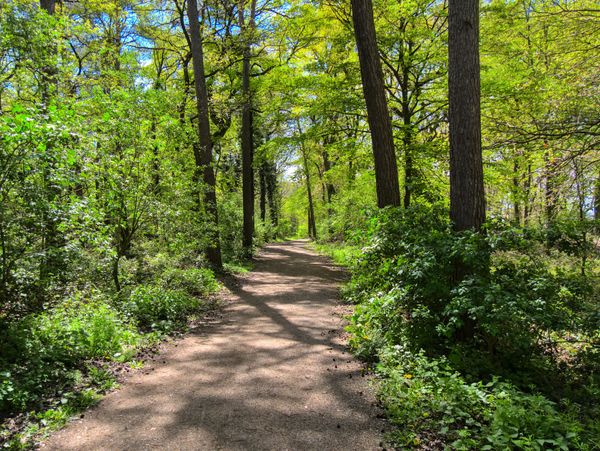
left=42, top=241, right=386, bottom=450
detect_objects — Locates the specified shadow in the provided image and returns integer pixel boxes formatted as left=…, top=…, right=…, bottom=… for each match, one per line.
left=43, top=240, right=385, bottom=451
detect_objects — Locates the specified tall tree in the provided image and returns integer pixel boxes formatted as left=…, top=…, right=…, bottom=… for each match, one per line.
left=239, top=0, right=257, bottom=256
left=350, top=0, right=400, bottom=208
left=187, top=0, right=222, bottom=268
left=448, top=0, right=485, bottom=231
left=265, top=160, right=278, bottom=228
left=37, top=0, right=64, bottom=293
left=301, top=146, right=317, bottom=240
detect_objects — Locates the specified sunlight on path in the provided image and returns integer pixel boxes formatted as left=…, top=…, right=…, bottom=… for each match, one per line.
left=42, top=241, right=385, bottom=451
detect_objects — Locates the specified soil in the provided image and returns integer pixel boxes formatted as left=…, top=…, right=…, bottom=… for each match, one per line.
left=41, top=240, right=387, bottom=450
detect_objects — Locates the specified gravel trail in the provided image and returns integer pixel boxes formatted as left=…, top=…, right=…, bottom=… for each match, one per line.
left=42, top=240, right=385, bottom=450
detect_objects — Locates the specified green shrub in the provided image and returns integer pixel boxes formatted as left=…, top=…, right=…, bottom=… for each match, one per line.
left=122, top=285, right=200, bottom=332
left=377, top=346, right=582, bottom=450
left=347, top=206, right=597, bottom=375
left=313, top=242, right=361, bottom=267
left=33, top=302, right=139, bottom=362
left=0, top=299, right=139, bottom=414
left=218, top=191, right=245, bottom=262
left=344, top=206, right=599, bottom=449
left=159, top=267, right=219, bottom=296
left=0, top=301, right=139, bottom=367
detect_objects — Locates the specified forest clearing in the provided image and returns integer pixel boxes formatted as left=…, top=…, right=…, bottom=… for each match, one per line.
left=0, top=0, right=599, bottom=449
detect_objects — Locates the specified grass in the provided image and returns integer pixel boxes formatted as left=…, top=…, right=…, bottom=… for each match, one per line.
left=223, top=261, right=253, bottom=274
left=311, top=241, right=360, bottom=267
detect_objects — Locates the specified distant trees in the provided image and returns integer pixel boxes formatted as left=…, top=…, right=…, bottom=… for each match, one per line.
left=481, top=0, right=599, bottom=228
left=0, top=0, right=597, bottom=315
left=377, top=0, right=447, bottom=209
left=3, top=0, right=301, bottom=304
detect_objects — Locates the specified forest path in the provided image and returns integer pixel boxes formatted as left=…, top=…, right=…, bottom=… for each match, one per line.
left=42, top=240, right=385, bottom=450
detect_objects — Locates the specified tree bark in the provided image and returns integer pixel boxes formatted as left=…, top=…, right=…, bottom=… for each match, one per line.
left=239, top=0, right=257, bottom=256
left=187, top=0, right=222, bottom=268
left=402, top=106, right=413, bottom=208
left=573, top=160, right=585, bottom=221
left=544, top=146, right=558, bottom=226
left=350, top=0, right=400, bottom=208
left=301, top=146, right=317, bottom=240
left=38, top=0, right=64, bottom=296
left=40, top=0, right=56, bottom=15
left=400, top=61, right=414, bottom=209
left=594, top=170, right=600, bottom=222
left=448, top=0, right=486, bottom=231
left=259, top=162, right=267, bottom=223
left=265, top=161, right=278, bottom=228
left=512, top=157, right=521, bottom=226
left=39, top=0, right=57, bottom=105
left=322, top=149, right=336, bottom=204
left=150, top=120, right=160, bottom=191
left=322, top=148, right=336, bottom=237
left=524, top=162, right=532, bottom=225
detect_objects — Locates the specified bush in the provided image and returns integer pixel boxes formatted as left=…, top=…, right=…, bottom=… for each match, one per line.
left=218, top=191, right=245, bottom=262
left=0, top=298, right=139, bottom=414
left=377, top=346, right=582, bottom=450
left=159, top=267, right=219, bottom=296
left=344, top=206, right=599, bottom=448
left=347, top=206, right=597, bottom=376
left=121, top=285, right=201, bottom=332
left=313, top=242, right=361, bottom=267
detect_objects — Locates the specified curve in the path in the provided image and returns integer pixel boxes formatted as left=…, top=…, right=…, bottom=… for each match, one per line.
left=42, top=241, right=385, bottom=451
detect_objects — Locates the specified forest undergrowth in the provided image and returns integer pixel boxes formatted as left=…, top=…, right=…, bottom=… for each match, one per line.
left=318, top=206, right=599, bottom=450
left=0, top=262, right=225, bottom=449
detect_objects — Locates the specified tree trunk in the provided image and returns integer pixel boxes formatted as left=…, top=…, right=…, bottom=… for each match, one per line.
left=402, top=114, right=413, bottom=209
left=187, top=0, right=222, bottom=269
left=322, top=149, right=336, bottom=204
left=302, top=148, right=317, bottom=240
left=37, top=0, right=64, bottom=297
left=572, top=160, right=586, bottom=221
left=512, top=157, right=521, bottom=226
left=448, top=0, right=486, bottom=231
left=38, top=0, right=57, bottom=137
left=266, top=161, right=278, bottom=228
left=40, top=0, right=56, bottom=14
left=524, top=162, right=532, bottom=225
left=350, top=0, right=401, bottom=208
left=239, top=0, right=257, bottom=256
left=400, top=63, right=414, bottom=209
left=259, top=162, right=267, bottom=223
left=544, top=146, right=559, bottom=226
left=594, top=170, right=600, bottom=222
left=150, top=120, right=160, bottom=191
left=322, top=149, right=335, bottom=237
left=178, top=55, right=192, bottom=124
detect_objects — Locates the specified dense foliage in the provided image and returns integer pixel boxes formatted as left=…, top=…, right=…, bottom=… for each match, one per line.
left=0, top=0, right=598, bottom=448
left=341, top=207, right=599, bottom=448
left=0, top=275, right=219, bottom=446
